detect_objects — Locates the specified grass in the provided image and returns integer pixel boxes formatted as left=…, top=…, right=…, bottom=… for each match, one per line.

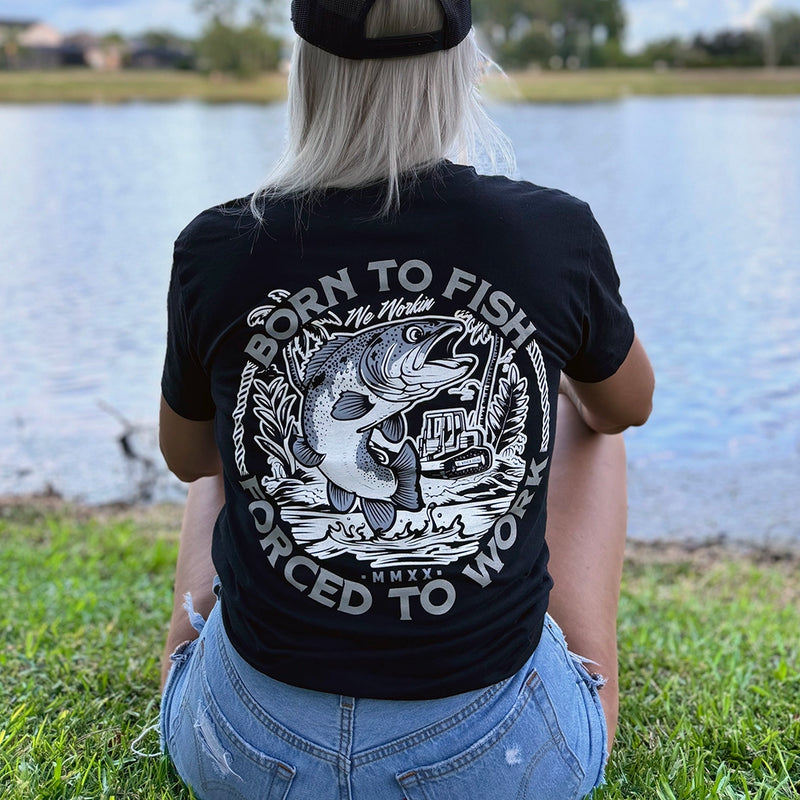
left=0, top=500, right=798, bottom=799
left=488, top=67, right=800, bottom=102
left=0, top=500, right=186, bottom=799
left=604, top=544, right=800, bottom=798
left=0, top=69, right=287, bottom=104
left=2, top=67, right=800, bottom=104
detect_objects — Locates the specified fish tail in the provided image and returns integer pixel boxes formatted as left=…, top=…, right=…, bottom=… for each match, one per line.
left=361, top=499, right=396, bottom=533
left=328, top=482, right=356, bottom=513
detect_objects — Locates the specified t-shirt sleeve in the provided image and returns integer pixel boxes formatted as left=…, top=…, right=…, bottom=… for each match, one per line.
left=160, top=249, right=216, bottom=421
left=563, top=214, right=635, bottom=383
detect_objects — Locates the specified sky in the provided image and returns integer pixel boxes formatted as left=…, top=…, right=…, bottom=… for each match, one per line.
left=3, top=0, right=800, bottom=52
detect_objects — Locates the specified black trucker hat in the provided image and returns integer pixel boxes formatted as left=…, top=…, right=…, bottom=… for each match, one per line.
left=291, top=0, right=472, bottom=60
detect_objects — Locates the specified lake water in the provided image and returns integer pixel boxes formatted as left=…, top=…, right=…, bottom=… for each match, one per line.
left=1, top=95, right=798, bottom=544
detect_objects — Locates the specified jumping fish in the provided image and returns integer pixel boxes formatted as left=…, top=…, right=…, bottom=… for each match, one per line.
left=290, top=317, right=477, bottom=533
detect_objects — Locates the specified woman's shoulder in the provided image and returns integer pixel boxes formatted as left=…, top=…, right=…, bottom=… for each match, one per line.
left=443, top=166, right=592, bottom=234
left=474, top=170, right=589, bottom=216
left=174, top=195, right=261, bottom=252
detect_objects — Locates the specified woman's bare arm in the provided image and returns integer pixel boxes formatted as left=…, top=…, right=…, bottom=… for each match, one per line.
left=159, top=395, right=221, bottom=482
left=160, top=474, right=224, bottom=688
left=561, top=334, right=655, bottom=435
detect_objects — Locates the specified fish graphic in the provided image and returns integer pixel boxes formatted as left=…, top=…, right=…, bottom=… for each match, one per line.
left=289, top=317, right=478, bottom=534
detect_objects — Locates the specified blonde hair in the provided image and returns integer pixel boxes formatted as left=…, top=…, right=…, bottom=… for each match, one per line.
left=251, top=0, right=514, bottom=217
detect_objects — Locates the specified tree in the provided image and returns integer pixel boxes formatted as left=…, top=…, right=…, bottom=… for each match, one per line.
left=562, top=0, right=625, bottom=41
left=690, top=30, right=763, bottom=67
left=639, top=37, right=690, bottom=68
left=765, top=10, right=800, bottom=66
left=194, top=0, right=239, bottom=27
left=193, top=0, right=281, bottom=77
left=498, top=24, right=555, bottom=69
left=471, top=0, right=626, bottom=68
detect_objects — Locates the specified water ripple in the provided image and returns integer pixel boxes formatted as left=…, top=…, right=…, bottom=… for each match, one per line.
left=1, top=97, right=799, bottom=513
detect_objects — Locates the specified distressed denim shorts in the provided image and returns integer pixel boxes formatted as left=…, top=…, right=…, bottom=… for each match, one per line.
left=160, top=593, right=607, bottom=800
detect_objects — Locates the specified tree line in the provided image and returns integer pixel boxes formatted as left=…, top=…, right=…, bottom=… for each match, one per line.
left=473, top=0, right=800, bottom=69
left=637, top=11, right=800, bottom=69
left=193, top=0, right=800, bottom=73
left=5, top=0, right=798, bottom=75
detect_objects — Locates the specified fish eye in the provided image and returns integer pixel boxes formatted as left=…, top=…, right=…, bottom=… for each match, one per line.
left=404, top=325, right=424, bottom=343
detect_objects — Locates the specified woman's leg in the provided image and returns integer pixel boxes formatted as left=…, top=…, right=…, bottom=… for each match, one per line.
left=545, top=394, right=628, bottom=751
left=160, top=473, right=225, bottom=689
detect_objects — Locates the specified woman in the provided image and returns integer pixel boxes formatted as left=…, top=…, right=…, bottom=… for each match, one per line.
left=157, top=1, right=655, bottom=798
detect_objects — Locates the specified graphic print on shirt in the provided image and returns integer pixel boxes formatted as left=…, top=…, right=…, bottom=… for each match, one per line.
left=233, top=278, right=551, bottom=572
left=288, top=316, right=477, bottom=535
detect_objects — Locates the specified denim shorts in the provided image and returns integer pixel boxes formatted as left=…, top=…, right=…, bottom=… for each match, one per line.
left=160, top=593, right=607, bottom=800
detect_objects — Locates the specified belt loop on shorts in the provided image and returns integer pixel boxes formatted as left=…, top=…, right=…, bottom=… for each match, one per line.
left=338, top=696, right=355, bottom=799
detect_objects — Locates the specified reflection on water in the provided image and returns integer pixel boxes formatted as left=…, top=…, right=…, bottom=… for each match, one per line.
left=491, top=98, right=800, bottom=469
left=1, top=98, right=799, bottom=528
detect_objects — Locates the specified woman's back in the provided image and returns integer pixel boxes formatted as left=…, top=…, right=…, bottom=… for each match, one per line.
left=162, top=161, right=633, bottom=699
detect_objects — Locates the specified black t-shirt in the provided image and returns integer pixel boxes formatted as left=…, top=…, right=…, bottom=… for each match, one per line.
left=161, top=162, right=634, bottom=699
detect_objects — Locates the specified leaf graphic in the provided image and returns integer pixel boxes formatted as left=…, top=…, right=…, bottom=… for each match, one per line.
left=487, top=364, right=529, bottom=456
left=247, top=289, right=291, bottom=327
left=252, top=375, right=298, bottom=475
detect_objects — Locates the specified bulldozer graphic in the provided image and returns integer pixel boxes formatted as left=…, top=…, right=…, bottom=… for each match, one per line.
left=417, top=408, right=493, bottom=480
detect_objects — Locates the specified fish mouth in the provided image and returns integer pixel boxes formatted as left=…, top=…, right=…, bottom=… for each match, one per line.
left=403, top=322, right=477, bottom=391
left=409, top=322, right=465, bottom=370
left=360, top=319, right=478, bottom=404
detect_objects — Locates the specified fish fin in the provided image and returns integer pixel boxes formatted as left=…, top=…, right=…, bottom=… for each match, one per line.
left=290, top=434, right=325, bottom=468
left=302, top=334, right=351, bottom=387
left=380, top=413, right=406, bottom=443
left=332, top=391, right=374, bottom=421
left=390, top=441, right=423, bottom=512
left=328, top=482, right=356, bottom=513
left=361, top=499, right=396, bottom=534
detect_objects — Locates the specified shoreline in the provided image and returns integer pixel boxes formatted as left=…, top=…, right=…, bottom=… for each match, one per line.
left=627, top=455, right=800, bottom=552
left=1, top=67, right=800, bottom=104
left=3, top=490, right=797, bottom=565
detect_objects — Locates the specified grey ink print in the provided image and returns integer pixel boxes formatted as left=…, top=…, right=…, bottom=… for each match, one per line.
left=235, top=297, right=538, bottom=570
left=287, top=318, right=477, bottom=534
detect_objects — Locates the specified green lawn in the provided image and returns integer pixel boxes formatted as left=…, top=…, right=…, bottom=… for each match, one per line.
left=1, top=67, right=800, bottom=104
left=0, top=69, right=287, bottom=104
left=488, top=67, right=800, bottom=102
left=0, top=500, right=798, bottom=798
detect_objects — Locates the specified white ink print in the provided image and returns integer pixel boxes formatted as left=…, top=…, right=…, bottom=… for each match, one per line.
left=288, top=317, right=477, bottom=534
left=236, top=301, right=540, bottom=570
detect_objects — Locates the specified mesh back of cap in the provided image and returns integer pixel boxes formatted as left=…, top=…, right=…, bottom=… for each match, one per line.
left=291, top=0, right=471, bottom=60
